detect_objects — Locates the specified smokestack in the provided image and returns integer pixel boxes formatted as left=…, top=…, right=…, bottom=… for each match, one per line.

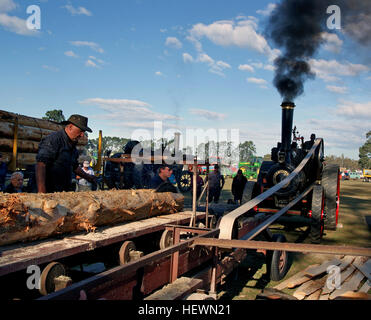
left=174, top=132, right=181, bottom=154
left=279, top=101, right=295, bottom=163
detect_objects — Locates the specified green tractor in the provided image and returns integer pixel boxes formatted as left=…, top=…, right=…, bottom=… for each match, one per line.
left=233, top=157, right=263, bottom=180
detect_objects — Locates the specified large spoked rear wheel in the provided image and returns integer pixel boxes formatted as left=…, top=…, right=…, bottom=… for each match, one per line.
left=322, top=164, right=340, bottom=230
left=178, top=171, right=192, bottom=192
left=309, top=185, right=325, bottom=244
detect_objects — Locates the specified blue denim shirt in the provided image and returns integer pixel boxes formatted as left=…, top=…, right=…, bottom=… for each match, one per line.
left=36, top=129, right=79, bottom=193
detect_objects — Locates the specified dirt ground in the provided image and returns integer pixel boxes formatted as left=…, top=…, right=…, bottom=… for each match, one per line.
left=183, top=178, right=371, bottom=300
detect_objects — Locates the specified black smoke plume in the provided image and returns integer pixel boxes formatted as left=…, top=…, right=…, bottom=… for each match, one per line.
left=266, top=0, right=327, bottom=102
left=266, top=0, right=370, bottom=102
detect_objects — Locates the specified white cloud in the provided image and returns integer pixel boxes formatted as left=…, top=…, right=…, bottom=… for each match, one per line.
left=306, top=117, right=370, bottom=155
left=198, top=53, right=214, bottom=65
left=321, top=32, right=343, bottom=53
left=256, top=3, right=277, bottom=16
left=183, top=51, right=230, bottom=76
left=238, top=64, right=254, bottom=72
left=188, top=18, right=275, bottom=59
left=247, top=77, right=268, bottom=88
left=62, top=5, right=92, bottom=16
left=0, top=13, right=38, bottom=36
left=0, top=0, right=16, bottom=12
left=155, top=71, right=164, bottom=76
left=88, top=55, right=105, bottom=65
left=189, top=108, right=226, bottom=120
left=70, top=41, right=104, bottom=53
left=326, top=85, right=348, bottom=94
left=335, top=100, right=371, bottom=120
left=165, top=37, right=182, bottom=49
left=42, top=65, right=59, bottom=72
left=79, top=98, right=181, bottom=123
left=64, top=50, right=78, bottom=58
left=85, top=59, right=97, bottom=68
left=309, top=59, right=369, bottom=82
left=183, top=52, right=194, bottom=63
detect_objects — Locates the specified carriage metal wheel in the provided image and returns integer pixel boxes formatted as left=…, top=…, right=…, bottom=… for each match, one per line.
left=119, top=241, right=136, bottom=265
left=39, top=262, right=67, bottom=296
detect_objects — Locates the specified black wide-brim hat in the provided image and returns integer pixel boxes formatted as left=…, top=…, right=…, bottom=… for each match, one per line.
left=62, top=114, right=92, bottom=133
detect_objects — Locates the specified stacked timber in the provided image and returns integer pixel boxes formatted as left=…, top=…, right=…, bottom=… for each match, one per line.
left=259, top=255, right=371, bottom=300
left=0, top=189, right=184, bottom=246
left=0, top=110, right=88, bottom=166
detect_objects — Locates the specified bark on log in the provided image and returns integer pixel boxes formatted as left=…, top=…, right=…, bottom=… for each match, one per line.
left=0, top=138, right=87, bottom=154
left=0, top=138, right=40, bottom=153
left=0, top=109, right=64, bottom=131
left=0, top=122, right=88, bottom=145
left=0, top=190, right=184, bottom=246
left=1, top=147, right=87, bottom=166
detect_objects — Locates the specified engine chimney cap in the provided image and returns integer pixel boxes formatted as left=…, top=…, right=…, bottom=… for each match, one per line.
left=281, top=101, right=295, bottom=108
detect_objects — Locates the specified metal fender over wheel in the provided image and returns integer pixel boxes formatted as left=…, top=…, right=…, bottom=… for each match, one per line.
left=322, top=164, right=340, bottom=230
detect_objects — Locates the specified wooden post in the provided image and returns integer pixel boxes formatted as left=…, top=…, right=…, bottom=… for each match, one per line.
left=191, top=159, right=197, bottom=227
left=206, top=163, right=210, bottom=228
left=9, top=117, right=18, bottom=171
left=94, top=130, right=102, bottom=172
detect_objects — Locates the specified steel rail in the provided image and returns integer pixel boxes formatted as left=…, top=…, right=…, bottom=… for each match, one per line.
left=218, top=138, right=322, bottom=240
left=192, top=238, right=371, bottom=257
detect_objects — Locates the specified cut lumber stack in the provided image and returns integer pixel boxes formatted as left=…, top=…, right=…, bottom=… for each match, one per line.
left=270, top=255, right=371, bottom=300
left=0, top=109, right=88, bottom=167
left=0, top=189, right=184, bottom=246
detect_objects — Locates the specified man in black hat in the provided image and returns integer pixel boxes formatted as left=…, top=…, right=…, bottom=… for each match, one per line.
left=36, top=114, right=96, bottom=193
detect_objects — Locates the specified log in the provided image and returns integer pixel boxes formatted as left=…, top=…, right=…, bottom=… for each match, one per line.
left=0, top=122, right=88, bottom=145
left=0, top=190, right=184, bottom=246
left=0, top=138, right=40, bottom=153
left=1, top=152, right=37, bottom=166
left=1, top=146, right=87, bottom=167
left=0, top=138, right=87, bottom=154
left=0, top=109, right=64, bottom=131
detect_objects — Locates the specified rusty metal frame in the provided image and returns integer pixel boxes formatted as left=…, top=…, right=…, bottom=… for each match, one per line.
left=166, top=224, right=213, bottom=283
left=39, top=228, right=219, bottom=300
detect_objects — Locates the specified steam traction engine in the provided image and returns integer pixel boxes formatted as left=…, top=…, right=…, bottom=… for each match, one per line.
left=242, top=102, right=341, bottom=243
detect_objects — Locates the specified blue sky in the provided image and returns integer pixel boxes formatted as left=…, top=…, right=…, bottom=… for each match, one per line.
left=0, top=0, right=370, bottom=159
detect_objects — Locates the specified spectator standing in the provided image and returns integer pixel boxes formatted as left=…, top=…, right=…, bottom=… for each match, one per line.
left=232, top=169, right=247, bottom=204
left=207, top=164, right=225, bottom=203
left=150, top=165, right=177, bottom=193
left=4, top=172, right=24, bottom=193
left=36, top=114, right=96, bottom=193
left=77, top=161, right=95, bottom=191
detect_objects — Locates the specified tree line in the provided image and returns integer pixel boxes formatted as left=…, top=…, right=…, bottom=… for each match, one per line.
left=42, top=109, right=370, bottom=167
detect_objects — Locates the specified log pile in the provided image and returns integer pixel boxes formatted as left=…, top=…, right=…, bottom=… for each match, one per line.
left=0, top=110, right=88, bottom=167
left=258, top=255, right=371, bottom=300
left=0, top=189, right=184, bottom=246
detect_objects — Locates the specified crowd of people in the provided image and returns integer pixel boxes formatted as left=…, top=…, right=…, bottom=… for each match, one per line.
left=1, top=113, right=249, bottom=204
